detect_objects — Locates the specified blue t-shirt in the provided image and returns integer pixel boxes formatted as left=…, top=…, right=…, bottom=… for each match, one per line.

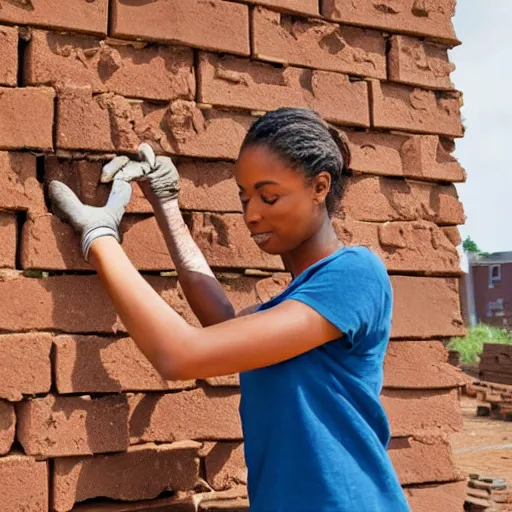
left=239, top=246, right=411, bottom=512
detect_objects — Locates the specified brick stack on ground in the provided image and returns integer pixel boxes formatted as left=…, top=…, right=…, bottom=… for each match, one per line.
left=479, top=344, right=512, bottom=385
left=0, top=1, right=468, bottom=510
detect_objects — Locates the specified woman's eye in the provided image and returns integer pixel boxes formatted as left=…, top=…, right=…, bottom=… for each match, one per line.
left=262, top=196, right=278, bottom=205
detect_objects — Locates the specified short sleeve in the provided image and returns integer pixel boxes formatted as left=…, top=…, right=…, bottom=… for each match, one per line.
left=286, top=247, right=392, bottom=352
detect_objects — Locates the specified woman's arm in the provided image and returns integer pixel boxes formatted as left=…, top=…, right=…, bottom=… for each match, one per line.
left=90, top=237, right=341, bottom=380
left=150, top=196, right=235, bottom=326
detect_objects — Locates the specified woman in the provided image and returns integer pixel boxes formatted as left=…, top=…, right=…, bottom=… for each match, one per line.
left=49, top=108, right=411, bottom=512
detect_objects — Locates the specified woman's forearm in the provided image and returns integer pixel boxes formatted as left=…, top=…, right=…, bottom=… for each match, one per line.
left=89, top=236, right=196, bottom=379
left=153, top=200, right=235, bottom=326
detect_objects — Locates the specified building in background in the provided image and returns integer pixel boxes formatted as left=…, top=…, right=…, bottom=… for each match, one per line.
left=461, top=252, right=512, bottom=328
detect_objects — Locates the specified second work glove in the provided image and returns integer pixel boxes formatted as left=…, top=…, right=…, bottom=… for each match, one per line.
left=101, top=143, right=180, bottom=206
left=48, top=164, right=133, bottom=261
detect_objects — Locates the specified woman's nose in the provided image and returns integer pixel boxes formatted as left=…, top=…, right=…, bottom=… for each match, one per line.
left=243, top=198, right=263, bottom=224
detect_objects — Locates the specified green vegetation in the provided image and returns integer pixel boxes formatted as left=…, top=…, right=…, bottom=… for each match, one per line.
left=448, top=324, right=512, bottom=364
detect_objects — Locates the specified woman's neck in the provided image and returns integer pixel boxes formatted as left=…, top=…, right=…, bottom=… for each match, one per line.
left=281, top=218, right=342, bottom=279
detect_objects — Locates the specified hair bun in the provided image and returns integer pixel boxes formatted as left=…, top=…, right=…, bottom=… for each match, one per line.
left=327, top=125, right=351, bottom=172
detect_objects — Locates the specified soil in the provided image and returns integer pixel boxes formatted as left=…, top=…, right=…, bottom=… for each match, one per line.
left=451, top=395, right=512, bottom=485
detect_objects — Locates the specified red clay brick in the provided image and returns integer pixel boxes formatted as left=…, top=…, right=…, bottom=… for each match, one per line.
left=111, top=0, right=250, bottom=56
left=199, top=52, right=369, bottom=126
left=389, top=35, right=454, bottom=90
left=57, top=91, right=253, bottom=159
left=370, top=80, right=463, bottom=137
left=0, top=87, right=54, bottom=150
left=56, top=86, right=114, bottom=152
left=16, top=394, right=129, bottom=457
left=0, top=213, right=16, bottom=268
left=252, top=7, right=386, bottom=78
left=382, top=389, right=462, bottom=436
left=384, top=341, right=464, bottom=389
left=0, top=453, right=48, bottom=512
left=390, top=276, right=464, bottom=338
left=0, top=333, right=52, bottom=401
left=0, top=0, right=108, bottom=35
left=0, top=272, right=259, bottom=332
left=0, top=25, right=17, bottom=86
left=128, top=388, right=242, bottom=443
left=0, top=401, right=15, bottom=455
left=389, top=435, right=459, bottom=485
left=239, top=0, right=318, bottom=16
left=53, top=442, right=200, bottom=512
left=200, top=498, right=249, bottom=512
left=26, top=30, right=195, bottom=102
left=0, top=152, right=45, bottom=214
left=404, top=480, right=466, bottom=512
left=45, top=156, right=240, bottom=214
left=54, top=335, right=196, bottom=394
left=321, top=0, right=459, bottom=44
left=22, top=213, right=283, bottom=271
left=341, top=176, right=464, bottom=225
left=202, top=442, right=247, bottom=491
left=346, top=132, right=466, bottom=182
left=334, top=219, right=460, bottom=275
left=442, top=226, right=461, bottom=247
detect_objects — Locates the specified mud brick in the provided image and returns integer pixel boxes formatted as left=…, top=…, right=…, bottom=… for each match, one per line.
left=238, top=0, right=318, bottom=16
left=390, top=276, right=464, bottom=338
left=341, top=175, right=464, bottom=224
left=334, top=219, right=460, bottom=275
left=0, top=213, right=16, bottom=268
left=52, top=442, right=200, bottom=512
left=384, top=341, right=464, bottom=389
left=128, top=388, right=242, bottom=443
left=0, top=0, right=108, bottom=35
left=0, top=272, right=260, bottom=333
left=0, top=401, right=15, bottom=455
left=0, top=152, right=45, bottom=214
left=252, top=7, right=386, bottom=78
left=370, top=80, right=463, bottom=137
left=0, top=333, right=52, bottom=401
left=202, top=442, right=247, bottom=491
left=0, top=25, right=17, bottom=86
left=111, top=0, right=250, bottom=56
left=16, top=394, right=129, bottom=457
left=0, top=87, right=54, bottom=150
left=389, top=35, right=455, bottom=89
left=26, top=30, right=195, bottom=102
left=56, top=91, right=254, bottom=160
left=382, top=388, right=462, bottom=436
left=403, top=481, right=467, bottom=512
left=199, top=52, right=369, bottom=126
left=0, top=453, right=48, bottom=512
left=321, top=0, right=459, bottom=45
left=54, top=334, right=196, bottom=394
left=346, top=132, right=466, bottom=182
left=389, top=435, right=459, bottom=485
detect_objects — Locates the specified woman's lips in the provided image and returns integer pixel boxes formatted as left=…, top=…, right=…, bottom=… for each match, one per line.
left=251, top=232, right=272, bottom=245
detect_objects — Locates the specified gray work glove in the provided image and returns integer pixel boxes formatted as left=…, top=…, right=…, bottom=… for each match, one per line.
left=101, top=143, right=180, bottom=205
left=48, top=175, right=132, bottom=261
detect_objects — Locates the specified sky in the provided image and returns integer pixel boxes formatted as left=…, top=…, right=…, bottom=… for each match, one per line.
left=450, top=1, right=512, bottom=253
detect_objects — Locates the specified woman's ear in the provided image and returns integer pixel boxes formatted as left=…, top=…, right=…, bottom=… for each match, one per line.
left=312, top=172, right=331, bottom=204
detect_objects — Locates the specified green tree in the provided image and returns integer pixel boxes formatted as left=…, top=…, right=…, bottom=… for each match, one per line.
left=463, top=236, right=481, bottom=254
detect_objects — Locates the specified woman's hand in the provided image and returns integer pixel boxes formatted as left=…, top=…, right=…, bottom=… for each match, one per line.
left=48, top=155, right=133, bottom=261
left=101, top=143, right=180, bottom=209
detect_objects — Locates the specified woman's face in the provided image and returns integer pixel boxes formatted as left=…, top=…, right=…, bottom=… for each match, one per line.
left=235, top=145, right=325, bottom=255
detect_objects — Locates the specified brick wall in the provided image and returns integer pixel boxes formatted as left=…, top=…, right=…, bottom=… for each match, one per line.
left=0, top=1, right=467, bottom=511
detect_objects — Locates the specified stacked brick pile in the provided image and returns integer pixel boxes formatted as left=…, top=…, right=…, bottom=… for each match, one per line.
left=0, top=1, right=468, bottom=510
left=479, top=344, right=512, bottom=385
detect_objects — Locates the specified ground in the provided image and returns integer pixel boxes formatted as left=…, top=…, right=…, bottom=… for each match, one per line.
left=451, top=395, right=512, bottom=487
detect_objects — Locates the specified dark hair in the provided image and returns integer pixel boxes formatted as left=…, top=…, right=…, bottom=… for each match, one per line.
left=240, top=108, right=351, bottom=216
